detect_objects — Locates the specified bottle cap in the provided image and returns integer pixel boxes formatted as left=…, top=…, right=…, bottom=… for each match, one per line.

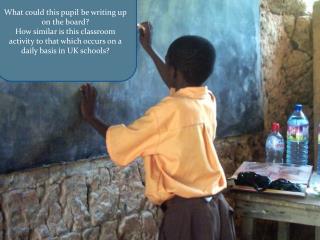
left=294, top=104, right=302, bottom=112
left=271, top=122, right=280, bottom=132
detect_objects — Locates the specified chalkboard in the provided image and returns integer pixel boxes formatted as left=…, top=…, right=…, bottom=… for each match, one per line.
left=0, top=0, right=263, bottom=173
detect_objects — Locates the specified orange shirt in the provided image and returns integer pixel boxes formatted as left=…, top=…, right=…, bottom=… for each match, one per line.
left=106, top=86, right=227, bottom=205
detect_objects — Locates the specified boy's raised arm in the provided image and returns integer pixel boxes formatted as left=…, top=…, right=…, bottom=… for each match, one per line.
left=138, top=22, right=174, bottom=89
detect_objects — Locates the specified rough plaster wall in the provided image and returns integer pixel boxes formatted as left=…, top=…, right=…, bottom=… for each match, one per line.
left=256, top=0, right=314, bottom=239
left=313, top=1, right=320, bottom=164
left=215, top=134, right=264, bottom=176
left=261, top=0, right=314, bottom=158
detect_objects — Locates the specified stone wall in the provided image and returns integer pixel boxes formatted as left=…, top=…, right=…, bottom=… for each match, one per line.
left=0, top=157, right=161, bottom=240
left=0, top=132, right=264, bottom=240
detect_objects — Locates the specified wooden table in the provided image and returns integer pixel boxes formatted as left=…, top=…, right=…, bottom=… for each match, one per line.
left=231, top=173, right=320, bottom=240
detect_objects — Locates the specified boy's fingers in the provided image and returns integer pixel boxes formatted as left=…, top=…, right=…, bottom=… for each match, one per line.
left=80, top=85, right=85, bottom=94
left=147, top=22, right=152, bottom=32
left=138, top=21, right=148, bottom=27
left=138, top=21, right=151, bottom=34
left=80, top=84, right=96, bottom=100
left=86, top=83, right=92, bottom=97
left=82, top=84, right=89, bottom=99
left=138, top=27, right=144, bottom=37
left=92, top=86, right=97, bottom=98
left=138, top=25, right=146, bottom=39
left=137, top=24, right=146, bottom=32
left=87, top=84, right=97, bottom=99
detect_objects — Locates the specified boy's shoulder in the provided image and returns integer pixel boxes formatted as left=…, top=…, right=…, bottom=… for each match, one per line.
left=147, top=95, right=177, bottom=114
left=143, top=95, right=182, bottom=120
left=163, top=88, right=217, bottom=105
left=146, top=87, right=217, bottom=116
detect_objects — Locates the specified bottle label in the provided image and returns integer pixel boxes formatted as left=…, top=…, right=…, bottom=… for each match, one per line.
left=287, top=125, right=308, bottom=142
left=274, top=143, right=284, bottom=150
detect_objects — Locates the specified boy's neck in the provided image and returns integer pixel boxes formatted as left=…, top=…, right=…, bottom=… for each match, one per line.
left=175, top=82, right=202, bottom=91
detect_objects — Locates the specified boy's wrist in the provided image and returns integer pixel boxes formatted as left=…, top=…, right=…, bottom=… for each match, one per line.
left=144, top=45, right=154, bottom=55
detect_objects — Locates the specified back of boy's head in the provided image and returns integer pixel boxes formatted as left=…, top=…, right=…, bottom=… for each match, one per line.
left=166, top=35, right=216, bottom=86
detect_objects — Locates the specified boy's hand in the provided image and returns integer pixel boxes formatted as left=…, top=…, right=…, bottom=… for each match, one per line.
left=138, top=22, right=153, bottom=52
left=80, top=83, right=97, bottom=122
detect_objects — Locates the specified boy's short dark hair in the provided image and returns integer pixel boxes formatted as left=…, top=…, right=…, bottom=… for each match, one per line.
left=166, top=35, right=216, bottom=86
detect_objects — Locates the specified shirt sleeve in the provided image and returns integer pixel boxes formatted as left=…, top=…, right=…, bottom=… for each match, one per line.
left=106, top=108, right=159, bottom=167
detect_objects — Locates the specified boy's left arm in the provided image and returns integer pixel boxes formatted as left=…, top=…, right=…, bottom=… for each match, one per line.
left=80, top=83, right=109, bottom=138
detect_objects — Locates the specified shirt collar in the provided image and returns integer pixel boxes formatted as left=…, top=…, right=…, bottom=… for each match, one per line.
left=170, top=86, right=209, bottom=99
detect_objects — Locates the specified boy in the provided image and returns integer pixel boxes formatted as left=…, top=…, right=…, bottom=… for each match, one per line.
left=80, top=22, right=236, bottom=240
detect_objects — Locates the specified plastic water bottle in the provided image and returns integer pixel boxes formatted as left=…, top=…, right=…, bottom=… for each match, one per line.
left=266, top=122, right=285, bottom=163
left=286, top=104, right=309, bottom=165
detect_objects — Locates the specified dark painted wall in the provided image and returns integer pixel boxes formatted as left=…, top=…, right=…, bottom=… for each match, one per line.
left=0, top=0, right=263, bottom=173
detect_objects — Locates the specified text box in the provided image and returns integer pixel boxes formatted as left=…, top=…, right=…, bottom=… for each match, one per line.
left=0, top=0, right=137, bottom=82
